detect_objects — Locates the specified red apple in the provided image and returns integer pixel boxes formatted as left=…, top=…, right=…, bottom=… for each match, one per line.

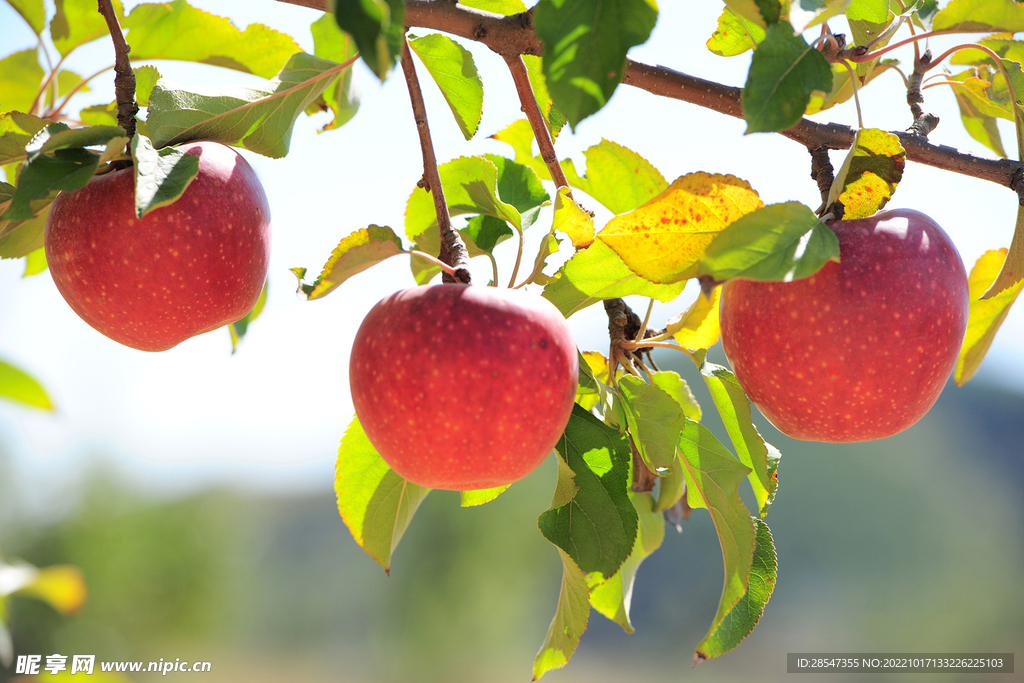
left=719, top=208, right=969, bottom=442
left=44, top=140, right=271, bottom=352
left=349, top=284, right=579, bottom=490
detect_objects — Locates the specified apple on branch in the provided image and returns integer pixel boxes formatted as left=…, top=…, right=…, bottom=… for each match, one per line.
left=349, top=284, right=579, bottom=490
left=719, top=209, right=969, bottom=442
left=44, top=140, right=271, bottom=352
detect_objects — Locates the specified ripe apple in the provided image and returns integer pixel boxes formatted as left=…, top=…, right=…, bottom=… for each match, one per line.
left=349, top=284, right=579, bottom=490
left=44, top=140, right=271, bottom=352
left=719, top=208, right=969, bottom=442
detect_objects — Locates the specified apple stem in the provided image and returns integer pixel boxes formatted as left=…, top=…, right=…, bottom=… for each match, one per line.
left=97, top=0, right=138, bottom=141
left=407, top=250, right=460, bottom=278
left=400, top=38, right=472, bottom=284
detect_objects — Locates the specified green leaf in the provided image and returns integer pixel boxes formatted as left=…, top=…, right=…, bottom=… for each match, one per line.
left=335, top=416, right=431, bottom=574
left=460, top=485, right=510, bottom=507
left=404, top=155, right=548, bottom=239
left=982, top=203, right=1024, bottom=298
left=292, top=224, right=405, bottom=300
left=677, top=421, right=757, bottom=661
left=707, top=7, right=766, bottom=57
left=124, top=0, right=301, bottom=78
left=22, top=246, right=47, bottom=276
left=0, top=203, right=48, bottom=259
left=695, top=518, right=777, bottom=661
left=699, top=357, right=779, bottom=517
left=533, top=0, right=658, bottom=129
left=723, top=0, right=770, bottom=28
left=460, top=0, right=527, bottom=13
left=0, top=358, right=54, bottom=410
left=50, top=0, right=125, bottom=58
left=130, top=134, right=200, bottom=219
left=539, top=404, right=638, bottom=582
left=133, top=65, right=162, bottom=108
left=3, top=142, right=99, bottom=221
left=846, top=0, right=889, bottom=22
left=542, top=239, right=686, bottom=317
left=6, top=0, right=46, bottom=35
left=934, top=0, right=1024, bottom=31
left=956, top=249, right=1024, bottom=385
left=309, top=14, right=360, bottom=132
left=331, top=0, right=405, bottom=81
left=741, top=21, right=832, bottom=133
left=568, top=139, right=668, bottom=215
left=0, top=49, right=44, bottom=115
left=590, top=492, right=665, bottom=633
left=78, top=102, right=119, bottom=127
left=461, top=214, right=514, bottom=255
left=829, top=128, right=905, bottom=220
left=651, top=371, right=702, bottom=421
left=617, top=375, right=688, bottom=475
left=409, top=33, right=483, bottom=141
left=229, top=278, right=268, bottom=354
left=533, top=547, right=590, bottom=680
left=0, top=112, right=46, bottom=166
left=523, top=54, right=568, bottom=138
left=789, top=0, right=854, bottom=32
left=805, top=59, right=896, bottom=114
left=147, top=52, right=348, bottom=158
left=490, top=118, right=550, bottom=180
left=699, top=202, right=839, bottom=282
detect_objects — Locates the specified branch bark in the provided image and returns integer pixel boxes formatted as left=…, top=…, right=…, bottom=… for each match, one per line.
left=98, top=0, right=137, bottom=140
left=275, top=0, right=1024, bottom=195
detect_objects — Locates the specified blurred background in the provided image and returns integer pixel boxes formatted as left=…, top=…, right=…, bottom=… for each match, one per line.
left=1, top=1, right=1022, bottom=682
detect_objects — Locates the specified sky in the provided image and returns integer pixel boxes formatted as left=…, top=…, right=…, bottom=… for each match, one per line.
left=1, top=1, right=1022, bottom=509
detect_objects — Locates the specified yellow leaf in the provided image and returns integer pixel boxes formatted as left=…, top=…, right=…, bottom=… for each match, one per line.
left=553, top=186, right=595, bottom=247
left=581, top=350, right=612, bottom=384
left=16, top=565, right=87, bottom=614
left=597, top=173, right=763, bottom=284
left=956, top=248, right=1024, bottom=385
left=667, top=287, right=722, bottom=351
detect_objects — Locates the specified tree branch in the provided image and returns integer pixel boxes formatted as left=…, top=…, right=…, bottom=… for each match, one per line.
left=98, top=0, right=137, bottom=139
left=400, top=39, right=471, bottom=284
left=275, top=0, right=1024, bottom=196
left=502, top=53, right=571, bottom=191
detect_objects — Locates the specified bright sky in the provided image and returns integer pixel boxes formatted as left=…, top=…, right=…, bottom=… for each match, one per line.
left=1, top=1, right=1022, bottom=508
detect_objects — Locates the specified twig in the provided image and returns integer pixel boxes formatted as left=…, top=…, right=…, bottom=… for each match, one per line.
left=907, top=49, right=939, bottom=137
left=809, top=146, right=835, bottom=214
left=97, top=0, right=137, bottom=140
left=502, top=53, right=572, bottom=190
left=400, top=39, right=471, bottom=284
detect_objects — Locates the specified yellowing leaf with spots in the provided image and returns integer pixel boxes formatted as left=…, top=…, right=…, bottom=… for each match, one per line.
left=597, top=173, right=763, bottom=284
left=956, top=248, right=1024, bottom=385
left=828, top=128, right=905, bottom=220
left=667, top=287, right=722, bottom=351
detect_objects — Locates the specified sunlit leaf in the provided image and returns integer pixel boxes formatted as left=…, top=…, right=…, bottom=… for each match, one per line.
left=409, top=33, right=483, bottom=140
left=598, top=172, right=764, bottom=284
left=829, top=128, right=905, bottom=220
left=805, top=59, right=896, bottom=114
left=0, top=358, right=54, bottom=411
left=292, top=225, right=405, bottom=300
left=523, top=54, right=567, bottom=137
left=542, top=239, right=686, bottom=318
left=21, top=247, right=47, bottom=276
left=678, top=421, right=756, bottom=662
left=533, top=547, right=590, bottom=680
left=332, top=0, right=404, bottom=81
left=695, top=518, right=776, bottom=661
left=790, top=0, right=852, bottom=31
left=50, top=0, right=125, bottom=57
left=6, top=0, right=46, bottom=35
left=934, top=0, right=1024, bottom=31
left=147, top=52, right=348, bottom=158
left=335, top=416, right=431, bottom=574
left=0, top=112, right=46, bottom=166
left=846, top=0, right=890, bottom=22
left=983, top=203, right=1024, bottom=298
left=539, top=405, right=638, bottom=582
left=309, top=14, right=360, bottom=132
left=618, top=375, right=688, bottom=474
left=699, top=202, right=839, bottom=282
left=708, top=7, right=765, bottom=56
left=667, top=288, right=722, bottom=352
left=741, top=21, right=832, bottom=133
left=553, top=186, right=594, bottom=248
left=699, top=357, right=779, bottom=517
left=651, top=370, right=702, bottom=422
left=589, top=492, right=665, bottom=633
left=957, top=249, right=1024, bottom=384
left=3, top=148, right=98, bottom=221
left=0, top=50, right=44, bottom=116
left=124, top=1, right=301, bottom=78
left=951, top=74, right=1007, bottom=157
left=534, top=0, right=658, bottom=129
left=490, top=118, right=549, bottom=179
left=0, top=202, right=49, bottom=259
left=723, top=0, right=770, bottom=28
left=460, top=0, right=527, bottom=13
left=567, top=139, right=668, bottom=215
left=460, top=485, right=510, bottom=507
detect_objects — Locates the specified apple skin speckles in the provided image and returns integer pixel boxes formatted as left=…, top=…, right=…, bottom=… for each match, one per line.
left=719, top=209, right=969, bottom=443
left=44, top=141, right=271, bottom=352
left=349, top=285, right=579, bottom=490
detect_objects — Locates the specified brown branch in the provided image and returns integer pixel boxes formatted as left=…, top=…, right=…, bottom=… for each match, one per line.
left=809, top=146, right=835, bottom=215
left=400, top=39, right=471, bottom=284
left=97, top=0, right=137, bottom=140
left=276, top=0, right=1024, bottom=195
left=907, top=49, right=940, bottom=137
left=503, top=54, right=572, bottom=191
